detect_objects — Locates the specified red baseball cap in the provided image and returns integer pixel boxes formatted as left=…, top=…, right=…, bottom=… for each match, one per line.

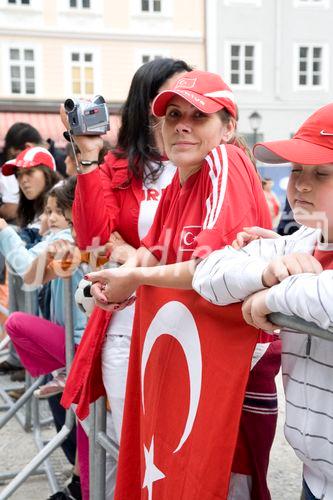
left=152, top=70, right=237, bottom=118
left=2, top=146, right=56, bottom=176
left=254, top=103, right=333, bottom=165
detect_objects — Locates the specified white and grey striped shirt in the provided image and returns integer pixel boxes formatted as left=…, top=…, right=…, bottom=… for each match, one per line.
left=193, top=226, right=333, bottom=499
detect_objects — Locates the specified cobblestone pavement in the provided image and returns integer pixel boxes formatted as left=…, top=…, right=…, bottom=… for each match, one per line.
left=0, top=370, right=301, bottom=500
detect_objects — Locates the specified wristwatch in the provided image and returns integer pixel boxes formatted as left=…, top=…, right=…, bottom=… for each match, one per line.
left=79, top=160, right=99, bottom=167
left=76, top=159, right=99, bottom=174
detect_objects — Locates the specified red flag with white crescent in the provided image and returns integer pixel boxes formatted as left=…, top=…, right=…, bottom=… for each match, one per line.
left=115, top=286, right=258, bottom=500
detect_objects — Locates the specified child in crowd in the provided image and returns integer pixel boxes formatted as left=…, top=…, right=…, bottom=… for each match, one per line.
left=0, top=146, right=59, bottom=375
left=193, top=103, right=333, bottom=500
left=5, top=176, right=86, bottom=396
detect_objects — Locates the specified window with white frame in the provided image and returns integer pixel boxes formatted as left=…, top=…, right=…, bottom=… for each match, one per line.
left=141, top=53, right=162, bottom=64
left=297, top=45, right=323, bottom=87
left=69, top=0, right=90, bottom=8
left=70, top=51, right=94, bottom=95
left=9, top=47, right=35, bottom=94
left=7, top=0, right=30, bottom=4
left=135, top=49, right=169, bottom=69
left=141, top=0, right=161, bottom=13
left=229, top=43, right=256, bottom=86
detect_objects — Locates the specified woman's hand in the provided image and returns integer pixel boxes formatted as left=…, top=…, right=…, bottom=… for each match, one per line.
left=232, top=226, right=279, bottom=250
left=262, top=252, right=323, bottom=288
left=107, top=231, right=137, bottom=264
left=60, top=105, right=103, bottom=160
left=0, top=218, right=8, bottom=231
left=242, top=289, right=279, bottom=333
left=86, top=267, right=139, bottom=305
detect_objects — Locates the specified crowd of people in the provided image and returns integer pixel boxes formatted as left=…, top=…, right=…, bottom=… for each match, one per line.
left=0, top=57, right=333, bottom=500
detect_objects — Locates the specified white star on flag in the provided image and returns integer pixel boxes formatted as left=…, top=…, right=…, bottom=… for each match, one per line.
left=142, top=436, right=165, bottom=500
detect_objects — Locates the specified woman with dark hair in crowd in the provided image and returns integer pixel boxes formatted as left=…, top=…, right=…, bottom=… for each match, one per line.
left=60, top=58, right=192, bottom=499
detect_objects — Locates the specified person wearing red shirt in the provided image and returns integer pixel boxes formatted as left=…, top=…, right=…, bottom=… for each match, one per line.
left=86, top=70, right=279, bottom=499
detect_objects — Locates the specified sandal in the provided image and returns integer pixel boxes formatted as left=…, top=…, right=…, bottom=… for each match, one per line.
left=34, top=371, right=67, bottom=399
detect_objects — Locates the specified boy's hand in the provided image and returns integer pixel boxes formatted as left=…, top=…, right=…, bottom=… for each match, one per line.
left=262, top=252, right=323, bottom=287
left=232, top=226, right=279, bottom=250
left=47, top=239, right=81, bottom=275
left=242, top=290, right=278, bottom=333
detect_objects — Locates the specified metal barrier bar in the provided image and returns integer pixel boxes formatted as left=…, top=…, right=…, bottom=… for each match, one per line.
left=0, top=375, right=44, bottom=430
left=0, top=336, right=10, bottom=352
left=94, top=398, right=107, bottom=500
left=89, top=402, right=97, bottom=500
left=0, top=304, right=9, bottom=317
left=0, top=285, right=40, bottom=432
left=31, top=386, right=59, bottom=492
left=89, top=397, right=119, bottom=500
left=23, top=285, right=40, bottom=431
left=269, top=312, right=333, bottom=341
left=0, top=277, right=75, bottom=499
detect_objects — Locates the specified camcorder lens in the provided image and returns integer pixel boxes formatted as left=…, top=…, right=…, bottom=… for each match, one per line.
left=64, top=99, right=76, bottom=112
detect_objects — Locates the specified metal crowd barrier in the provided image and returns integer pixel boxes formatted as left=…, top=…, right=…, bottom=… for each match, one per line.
left=1, top=276, right=332, bottom=498
left=0, top=277, right=42, bottom=433
left=89, top=397, right=119, bottom=500
left=269, top=312, right=333, bottom=341
left=0, top=276, right=75, bottom=499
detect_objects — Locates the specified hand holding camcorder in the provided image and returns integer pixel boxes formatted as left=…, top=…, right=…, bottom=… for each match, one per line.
left=64, top=95, right=110, bottom=136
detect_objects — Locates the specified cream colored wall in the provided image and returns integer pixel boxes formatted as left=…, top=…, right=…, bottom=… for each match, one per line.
left=0, top=0, right=205, bottom=102
left=102, top=41, right=205, bottom=101
left=0, top=35, right=204, bottom=101
left=104, top=0, right=204, bottom=32
left=173, top=0, right=205, bottom=32
left=104, top=1, right=129, bottom=29
left=43, top=1, right=57, bottom=26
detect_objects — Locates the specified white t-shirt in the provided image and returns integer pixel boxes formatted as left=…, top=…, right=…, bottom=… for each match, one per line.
left=0, top=172, right=19, bottom=203
left=106, top=161, right=176, bottom=337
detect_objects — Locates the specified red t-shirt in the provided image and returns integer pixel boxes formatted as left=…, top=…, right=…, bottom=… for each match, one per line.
left=313, top=244, right=333, bottom=270
left=142, top=144, right=272, bottom=264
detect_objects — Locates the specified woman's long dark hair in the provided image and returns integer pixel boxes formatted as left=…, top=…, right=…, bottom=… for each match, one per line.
left=114, top=58, right=192, bottom=183
left=16, top=166, right=59, bottom=227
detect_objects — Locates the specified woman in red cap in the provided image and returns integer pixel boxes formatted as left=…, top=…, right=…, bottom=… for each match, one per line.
left=85, top=70, right=278, bottom=499
left=0, top=146, right=59, bottom=374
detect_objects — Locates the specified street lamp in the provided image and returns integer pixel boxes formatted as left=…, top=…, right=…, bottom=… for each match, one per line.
left=248, top=111, right=262, bottom=146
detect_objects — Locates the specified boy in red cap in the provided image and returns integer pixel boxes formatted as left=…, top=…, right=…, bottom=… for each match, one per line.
left=193, top=102, right=333, bottom=500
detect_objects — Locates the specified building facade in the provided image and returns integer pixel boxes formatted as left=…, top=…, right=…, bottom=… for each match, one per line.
left=206, top=0, right=333, bottom=145
left=0, top=0, right=205, bottom=146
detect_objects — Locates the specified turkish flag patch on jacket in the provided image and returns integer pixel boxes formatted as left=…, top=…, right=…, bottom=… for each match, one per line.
left=115, top=286, right=258, bottom=500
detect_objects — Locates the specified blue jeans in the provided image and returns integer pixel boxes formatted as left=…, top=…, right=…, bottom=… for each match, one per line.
left=303, top=480, right=319, bottom=500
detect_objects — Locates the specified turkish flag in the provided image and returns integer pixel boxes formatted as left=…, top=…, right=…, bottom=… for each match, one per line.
left=115, top=286, right=258, bottom=500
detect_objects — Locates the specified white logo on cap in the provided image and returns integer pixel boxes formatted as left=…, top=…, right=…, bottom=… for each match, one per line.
left=182, top=90, right=205, bottom=106
left=320, top=130, right=333, bottom=136
left=204, top=90, right=236, bottom=103
left=175, top=78, right=197, bottom=89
